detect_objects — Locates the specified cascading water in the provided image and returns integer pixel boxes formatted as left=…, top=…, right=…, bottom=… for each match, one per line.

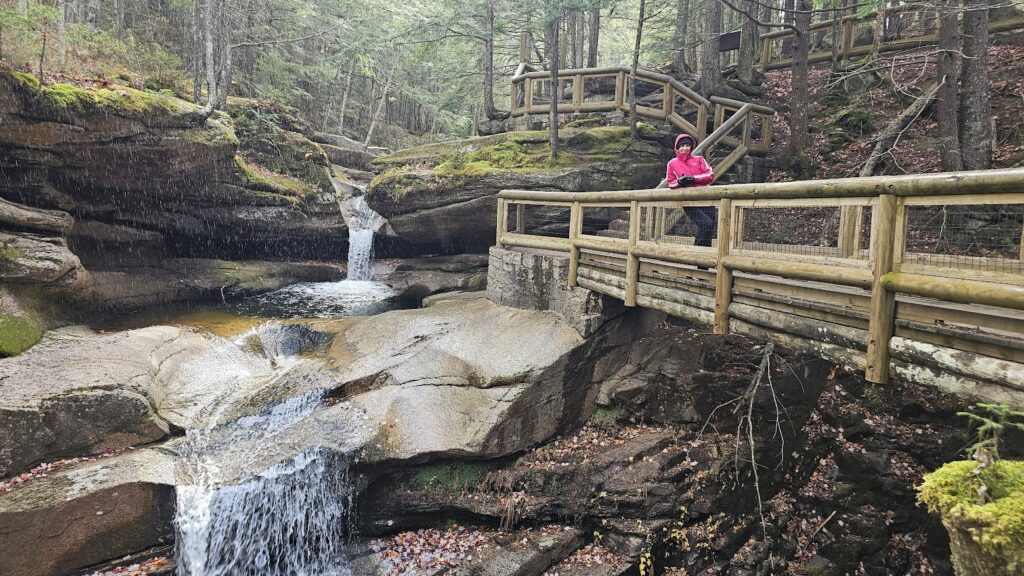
left=345, top=195, right=384, bottom=282
left=174, top=324, right=357, bottom=576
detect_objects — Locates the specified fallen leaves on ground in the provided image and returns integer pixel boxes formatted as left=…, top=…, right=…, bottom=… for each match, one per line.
left=0, top=449, right=122, bottom=496
left=543, top=543, right=628, bottom=575
left=372, top=525, right=493, bottom=576
left=86, top=556, right=171, bottom=576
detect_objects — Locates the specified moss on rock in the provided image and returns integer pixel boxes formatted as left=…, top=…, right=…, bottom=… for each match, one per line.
left=2, top=66, right=198, bottom=120
left=918, top=459, right=1024, bottom=574
left=409, top=461, right=492, bottom=495
left=0, top=313, right=43, bottom=357
left=233, top=155, right=310, bottom=200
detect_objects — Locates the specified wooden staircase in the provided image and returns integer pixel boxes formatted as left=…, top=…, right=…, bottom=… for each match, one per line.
left=509, top=65, right=775, bottom=183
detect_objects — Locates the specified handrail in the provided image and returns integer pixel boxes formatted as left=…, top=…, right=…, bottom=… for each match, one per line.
left=758, top=6, right=1024, bottom=71
left=494, top=167, right=1024, bottom=400
left=694, top=103, right=752, bottom=157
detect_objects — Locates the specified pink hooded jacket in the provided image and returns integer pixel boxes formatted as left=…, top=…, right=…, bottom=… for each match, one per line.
left=665, top=134, right=714, bottom=188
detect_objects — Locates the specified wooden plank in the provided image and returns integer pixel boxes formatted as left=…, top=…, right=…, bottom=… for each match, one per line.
left=731, top=319, right=867, bottom=370
left=578, top=276, right=625, bottom=301
left=633, top=243, right=718, bottom=267
left=723, top=255, right=874, bottom=288
left=640, top=269, right=716, bottom=298
left=732, top=197, right=875, bottom=208
left=889, top=337, right=1024, bottom=392
left=730, top=301, right=868, bottom=350
left=625, top=201, right=641, bottom=306
left=895, top=323, right=1024, bottom=362
left=714, top=199, right=734, bottom=333
left=637, top=294, right=715, bottom=326
left=896, top=260, right=1024, bottom=284
left=732, top=292, right=870, bottom=330
left=515, top=203, right=525, bottom=233
left=866, top=194, right=898, bottom=383
left=882, top=272, right=1024, bottom=310
left=897, top=298, right=1024, bottom=336
left=578, top=265, right=626, bottom=289
left=574, top=235, right=629, bottom=254
left=733, top=274, right=872, bottom=312
left=500, top=232, right=571, bottom=251
left=900, top=192, right=1024, bottom=205
left=580, top=249, right=627, bottom=268
left=638, top=281, right=715, bottom=311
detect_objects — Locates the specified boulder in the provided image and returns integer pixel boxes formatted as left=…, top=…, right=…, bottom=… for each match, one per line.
left=0, top=448, right=176, bottom=576
left=378, top=254, right=489, bottom=306
left=325, top=297, right=587, bottom=461
left=0, top=232, right=86, bottom=285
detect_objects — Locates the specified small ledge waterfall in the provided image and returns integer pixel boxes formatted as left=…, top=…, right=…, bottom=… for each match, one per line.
left=345, top=196, right=385, bottom=282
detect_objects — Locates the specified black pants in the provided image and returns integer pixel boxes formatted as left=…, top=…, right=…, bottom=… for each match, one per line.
left=684, top=206, right=717, bottom=247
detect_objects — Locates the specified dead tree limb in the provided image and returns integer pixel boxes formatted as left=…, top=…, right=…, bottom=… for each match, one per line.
left=858, top=81, right=939, bottom=177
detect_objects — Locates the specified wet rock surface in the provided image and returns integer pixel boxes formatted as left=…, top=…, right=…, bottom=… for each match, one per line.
left=377, top=253, right=489, bottom=306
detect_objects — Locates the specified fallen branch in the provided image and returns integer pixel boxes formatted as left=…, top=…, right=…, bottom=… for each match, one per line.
left=858, top=81, right=939, bottom=177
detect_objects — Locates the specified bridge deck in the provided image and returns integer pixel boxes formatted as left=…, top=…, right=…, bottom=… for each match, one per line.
left=497, top=169, right=1024, bottom=408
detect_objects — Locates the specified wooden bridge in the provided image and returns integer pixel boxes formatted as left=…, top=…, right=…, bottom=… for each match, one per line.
left=509, top=65, right=775, bottom=181
left=494, top=168, right=1024, bottom=406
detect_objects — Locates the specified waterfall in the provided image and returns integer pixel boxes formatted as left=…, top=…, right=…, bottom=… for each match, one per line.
left=345, top=196, right=384, bottom=281
left=174, top=324, right=356, bottom=576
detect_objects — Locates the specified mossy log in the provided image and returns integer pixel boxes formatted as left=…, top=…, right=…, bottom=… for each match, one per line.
left=889, top=336, right=1024, bottom=392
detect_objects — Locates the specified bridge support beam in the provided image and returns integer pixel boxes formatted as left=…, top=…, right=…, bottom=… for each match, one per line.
left=624, top=201, right=640, bottom=306
left=866, top=194, right=899, bottom=384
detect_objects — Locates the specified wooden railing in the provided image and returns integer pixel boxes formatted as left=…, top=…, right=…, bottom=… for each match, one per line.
left=758, top=4, right=1024, bottom=71
left=509, top=65, right=775, bottom=178
left=495, top=168, right=1024, bottom=404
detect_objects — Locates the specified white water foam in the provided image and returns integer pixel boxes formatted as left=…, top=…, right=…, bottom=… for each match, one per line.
left=346, top=196, right=384, bottom=281
left=174, top=324, right=356, bottom=575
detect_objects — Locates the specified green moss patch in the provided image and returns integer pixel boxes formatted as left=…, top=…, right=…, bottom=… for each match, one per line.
left=0, top=314, right=43, bottom=357
left=233, top=155, right=310, bottom=199
left=918, top=460, right=1024, bottom=568
left=2, top=67, right=195, bottom=119
left=409, top=462, right=492, bottom=495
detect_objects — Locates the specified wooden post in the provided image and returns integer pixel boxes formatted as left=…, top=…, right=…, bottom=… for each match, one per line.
left=714, top=199, right=734, bottom=334
left=865, top=194, right=899, bottom=383
left=574, top=73, right=585, bottom=108
left=643, top=205, right=655, bottom=240
left=714, top=103, right=726, bottom=130
left=520, top=31, right=529, bottom=63
left=614, top=71, right=626, bottom=108
left=625, top=201, right=641, bottom=306
left=496, top=198, right=508, bottom=247
left=760, top=37, right=773, bottom=69
left=515, top=203, right=525, bottom=233
left=568, top=202, right=582, bottom=287
left=841, top=18, right=856, bottom=58
left=662, top=83, right=673, bottom=118
left=525, top=78, right=534, bottom=108
left=696, top=105, right=708, bottom=140
left=837, top=205, right=859, bottom=258
left=734, top=207, right=746, bottom=249
left=742, top=113, right=753, bottom=147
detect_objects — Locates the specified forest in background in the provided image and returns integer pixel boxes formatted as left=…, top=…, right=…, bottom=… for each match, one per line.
left=0, top=0, right=1022, bottom=170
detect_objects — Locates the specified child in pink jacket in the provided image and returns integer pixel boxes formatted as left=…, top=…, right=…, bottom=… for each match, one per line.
left=665, top=133, right=716, bottom=247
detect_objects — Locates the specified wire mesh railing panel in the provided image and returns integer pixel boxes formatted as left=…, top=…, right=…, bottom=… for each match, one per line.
left=581, top=205, right=631, bottom=239
left=531, top=78, right=575, bottom=106
left=513, top=82, right=526, bottom=109
left=633, top=79, right=666, bottom=112
left=582, top=75, right=617, bottom=103
left=506, top=203, right=572, bottom=239
left=640, top=203, right=719, bottom=248
left=738, top=205, right=846, bottom=257
left=902, top=204, right=1024, bottom=273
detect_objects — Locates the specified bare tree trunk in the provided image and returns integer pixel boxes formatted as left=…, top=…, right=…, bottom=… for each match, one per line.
left=959, top=0, right=991, bottom=170
left=17, top=0, right=27, bottom=17
left=789, top=0, right=812, bottom=155
left=85, top=0, right=100, bottom=29
left=674, top=0, right=690, bottom=73
left=567, top=12, right=577, bottom=68
left=192, top=0, right=203, bottom=104
left=38, top=30, right=47, bottom=85
left=587, top=8, right=599, bottom=67
left=737, top=0, right=757, bottom=84
left=937, top=0, right=962, bottom=171
left=484, top=0, right=509, bottom=120
left=57, top=0, right=67, bottom=67
left=575, top=12, right=585, bottom=68
left=782, top=0, right=795, bottom=56
left=216, top=0, right=231, bottom=110
left=629, top=0, right=646, bottom=139
left=200, top=0, right=218, bottom=115
left=114, top=0, right=124, bottom=36
left=546, top=12, right=560, bottom=159
left=337, top=59, right=355, bottom=133
left=364, top=64, right=393, bottom=147
left=695, top=0, right=723, bottom=96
